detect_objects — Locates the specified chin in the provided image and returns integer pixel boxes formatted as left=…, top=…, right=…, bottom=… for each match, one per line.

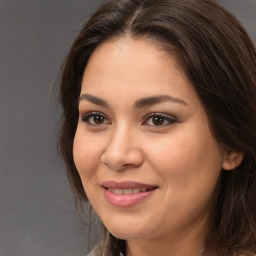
left=110, top=231, right=134, bottom=240
left=109, top=230, right=143, bottom=240
left=104, top=222, right=152, bottom=240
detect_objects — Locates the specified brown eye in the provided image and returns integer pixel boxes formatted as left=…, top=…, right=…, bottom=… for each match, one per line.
left=143, top=113, right=176, bottom=127
left=81, top=112, right=110, bottom=125
left=152, top=116, right=165, bottom=126
left=93, top=115, right=105, bottom=124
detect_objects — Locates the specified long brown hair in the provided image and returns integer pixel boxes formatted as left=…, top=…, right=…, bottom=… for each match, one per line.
left=58, top=0, right=256, bottom=255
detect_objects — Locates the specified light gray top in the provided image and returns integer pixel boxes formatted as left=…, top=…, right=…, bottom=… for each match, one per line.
left=87, top=244, right=101, bottom=256
left=87, top=248, right=96, bottom=256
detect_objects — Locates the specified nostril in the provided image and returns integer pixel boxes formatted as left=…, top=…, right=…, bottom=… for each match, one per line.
left=104, top=162, right=126, bottom=172
left=100, top=142, right=144, bottom=171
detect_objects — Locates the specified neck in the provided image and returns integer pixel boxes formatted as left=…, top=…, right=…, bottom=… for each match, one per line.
left=125, top=217, right=207, bottom=256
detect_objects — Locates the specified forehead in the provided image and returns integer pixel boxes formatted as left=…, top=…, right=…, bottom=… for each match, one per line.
left=80, top=37, right=199, bottom=109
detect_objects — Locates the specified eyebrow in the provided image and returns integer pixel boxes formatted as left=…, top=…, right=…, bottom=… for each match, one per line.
left=78, top=94, right=187, bottom=108
left=79, top=94, right=110, bottom=107
left=133, top=95, right=187, bottom=108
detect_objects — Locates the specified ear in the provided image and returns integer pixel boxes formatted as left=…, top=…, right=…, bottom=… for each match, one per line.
left=222, top=151, right=244, bottom=171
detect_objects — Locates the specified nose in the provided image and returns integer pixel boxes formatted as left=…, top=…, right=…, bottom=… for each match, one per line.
left=100, top=125, right=144, bottom=171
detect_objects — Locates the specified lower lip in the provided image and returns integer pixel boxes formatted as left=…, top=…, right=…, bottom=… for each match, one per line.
left=103, top=188, right=156, bottom=207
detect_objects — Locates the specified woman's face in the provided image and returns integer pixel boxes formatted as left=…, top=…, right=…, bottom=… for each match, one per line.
left=73, top=37, right=226, bottom=241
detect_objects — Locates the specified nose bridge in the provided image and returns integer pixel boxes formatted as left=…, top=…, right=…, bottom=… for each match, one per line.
left=102, top=123, right=143, bottom=170
left=110, top=123, right=130, bottom=149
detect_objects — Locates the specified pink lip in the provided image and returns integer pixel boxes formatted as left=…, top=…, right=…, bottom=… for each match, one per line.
left=102, top=181, right=158, bottom=207
left=102, top=180, right=157, bottom=189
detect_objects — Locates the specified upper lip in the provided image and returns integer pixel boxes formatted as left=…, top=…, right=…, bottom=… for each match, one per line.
left=101, top=180, right=158, bottom=190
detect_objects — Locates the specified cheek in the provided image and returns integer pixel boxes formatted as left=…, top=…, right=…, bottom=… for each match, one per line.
left=146, top=127, right=224, bottom=187
left=146, top=132, right=223, bottom=222
left=73, top=129, right=99, bottom=178
left=73, top=129, right=104, bottom=203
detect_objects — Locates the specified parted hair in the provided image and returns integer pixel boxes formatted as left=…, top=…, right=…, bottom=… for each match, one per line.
left=58, top=0, right=256, bottom=255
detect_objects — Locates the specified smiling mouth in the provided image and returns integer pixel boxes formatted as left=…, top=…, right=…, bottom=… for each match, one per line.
left=102, top=181, right=158, bottom=195
left=101, top=181, right=158, bottom=207
left=105, top=187, right=154, bottom=195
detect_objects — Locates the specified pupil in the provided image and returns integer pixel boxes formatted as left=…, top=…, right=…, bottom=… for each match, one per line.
left=153, top=116, right=164, bottom=125
left=94, top=115, right=104, bottom=124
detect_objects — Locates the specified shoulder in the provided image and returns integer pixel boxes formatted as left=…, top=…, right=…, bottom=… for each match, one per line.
left=86, top=250, right=95, bottom=256
left=87, top=245, right=100, bottom=256
left=87, top=232, right=114, bottom=256
left=87, top=242, right=106, bottom=256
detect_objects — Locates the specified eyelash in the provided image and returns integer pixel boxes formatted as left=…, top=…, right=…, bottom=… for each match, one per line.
left=80, top=112, right=177, bottom=127
left=80, top=112, right=110, bottom=126
left=143, top=112, right=177, bottom=127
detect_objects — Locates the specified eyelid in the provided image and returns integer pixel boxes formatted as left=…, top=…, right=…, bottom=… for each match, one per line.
left=142, top=112, right=177, bottom=126
left=80, top=111, right=111, bottom=125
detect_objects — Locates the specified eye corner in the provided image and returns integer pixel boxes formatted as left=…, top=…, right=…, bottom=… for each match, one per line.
left=80, top=111, right=111, bottom=126
left=142, top=112, right=177, bottom=127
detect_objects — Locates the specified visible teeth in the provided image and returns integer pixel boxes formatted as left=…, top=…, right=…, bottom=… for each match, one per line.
left=115, top=189, right=123, bottom=195
left=108, top=188, right=150, bottom=195
left=124, top=189, right=133, bottom=195
left=132, top=188, right=140, bottom=194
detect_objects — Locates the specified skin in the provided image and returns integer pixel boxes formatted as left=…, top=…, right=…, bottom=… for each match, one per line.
left=73, top=37, right=237, bottom=256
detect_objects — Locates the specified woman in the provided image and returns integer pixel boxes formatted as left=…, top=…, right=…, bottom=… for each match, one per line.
left=58, top=0, right=256, bottom=255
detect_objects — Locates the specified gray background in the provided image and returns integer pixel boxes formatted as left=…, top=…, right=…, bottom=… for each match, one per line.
left=0, top=1, right=255, bottom=256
